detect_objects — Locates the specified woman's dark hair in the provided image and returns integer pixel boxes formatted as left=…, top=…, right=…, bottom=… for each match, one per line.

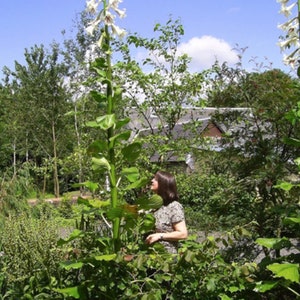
left=155, top=170, right=179, bottom=205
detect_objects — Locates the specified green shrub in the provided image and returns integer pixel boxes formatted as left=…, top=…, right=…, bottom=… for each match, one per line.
left=0, top=213, right=66, bottom=298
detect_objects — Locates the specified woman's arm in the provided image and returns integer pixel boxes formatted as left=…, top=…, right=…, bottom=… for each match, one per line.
left=145, top=220, right=188, bottom=245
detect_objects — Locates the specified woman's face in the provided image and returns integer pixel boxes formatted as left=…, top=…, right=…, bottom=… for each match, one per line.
left=150, top=176, right=159, bottom=193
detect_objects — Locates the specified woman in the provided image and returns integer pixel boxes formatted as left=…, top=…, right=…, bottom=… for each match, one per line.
left=145, top=170, right=188, bottom=254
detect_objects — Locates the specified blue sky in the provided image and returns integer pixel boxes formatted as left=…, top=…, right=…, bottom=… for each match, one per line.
left=0, top=0, right=294, bottom=77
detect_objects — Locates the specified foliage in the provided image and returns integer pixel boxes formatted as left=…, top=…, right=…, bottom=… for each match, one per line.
left=2, top=43, right=73, bottom=197
left=0, top=212, right=66, bottom=299
left=114, top=17, right=206, bottom=170
left=206, top=66, right=300, bottom=237
left=0, top=165, right=34, bottom=216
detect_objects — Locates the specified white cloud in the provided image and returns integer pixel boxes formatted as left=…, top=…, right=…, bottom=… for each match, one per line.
left=178, top=35, right=239, bottom=71
left=132, top=35, right=239, bottom=73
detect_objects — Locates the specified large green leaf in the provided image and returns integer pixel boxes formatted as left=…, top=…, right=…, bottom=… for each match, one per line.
left=267, top=263, right=299, bottom=283
left=87, top=140, right=108, bottom=155
left=121, top=142, right=142, bottom=162
left=92, top=157, right=111, bottom=171
left=121, top=167, right=140, bottom=182
left=283, top=217, right=300, bottom=226
left=90, top=90, right=107, bottom=103
left=136, top=194, right=163, bottom=210
left=254, top=281, right=278, bottom=293
left=274, top=182, right=294, bottom=191
left=109, top=131, right=131, bottom=146
left=255, top=237, right=291, bottom=250
left=283, top=137, right=300, bottom=147
left=95, top=114, right=116, bottom=130
left=72, top=181, right=98, bottom=193
left=77, top=197, right=110, bottom=209
left=115, top=117, right=130, bottom=129
left=124, top=177, right=149, bottom=190
left=106, top=206, right=124, bottom=220
left=57, top=229, right=84, bottom=246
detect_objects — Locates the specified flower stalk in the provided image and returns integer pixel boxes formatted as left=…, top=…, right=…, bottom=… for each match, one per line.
left=277, top=0, right=300, bottom=73
left=85, top=0, right=126, bottom=250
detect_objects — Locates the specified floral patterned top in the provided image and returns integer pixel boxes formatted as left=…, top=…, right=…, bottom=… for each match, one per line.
left=154, top=201, right=185, bottom=254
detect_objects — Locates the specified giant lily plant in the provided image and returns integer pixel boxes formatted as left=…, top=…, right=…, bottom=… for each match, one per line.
left=84, top=0, right=147, bottom=251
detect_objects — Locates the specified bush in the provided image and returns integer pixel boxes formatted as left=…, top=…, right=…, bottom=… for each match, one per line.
left=176, top=173, right=253, bottom=230
left=0, top=213, right=66, bottom=298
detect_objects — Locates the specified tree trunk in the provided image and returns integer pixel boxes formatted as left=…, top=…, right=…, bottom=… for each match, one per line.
left=52, top=120, right=60, bottom=197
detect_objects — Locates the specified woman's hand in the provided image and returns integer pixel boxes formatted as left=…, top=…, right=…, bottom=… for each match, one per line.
left=145, top=233, right=161, bottom=244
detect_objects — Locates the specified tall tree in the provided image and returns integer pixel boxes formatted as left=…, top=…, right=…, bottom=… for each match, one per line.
left=5, top=43, right=72, bottom=197
left=207, top=66, right=300, bottom=235
left=115, top=18, right=205, bottom=168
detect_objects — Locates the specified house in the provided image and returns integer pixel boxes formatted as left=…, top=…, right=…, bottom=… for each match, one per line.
left=125, top=107, right=250, bottom=171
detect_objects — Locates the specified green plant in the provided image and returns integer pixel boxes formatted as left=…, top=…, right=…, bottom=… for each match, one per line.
left=0, top=213, right=66, bottom=298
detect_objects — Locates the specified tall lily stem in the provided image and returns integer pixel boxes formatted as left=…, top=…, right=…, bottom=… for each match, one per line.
left=104, top=22, right=120, bottom=250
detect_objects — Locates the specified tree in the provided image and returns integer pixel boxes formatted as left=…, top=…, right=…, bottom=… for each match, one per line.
left=4, top=44, right=73, bottom=197
left=114, top=18, right=206, bottom=169
left=207, top=65, right=300, bottom=235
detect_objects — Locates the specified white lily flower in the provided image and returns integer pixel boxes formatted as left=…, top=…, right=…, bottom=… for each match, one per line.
left=107, top=0, right=126, bottom=18
left=86, top=19, right=101, bottom=35
left=278, top=36, right=299, bottom=50
left=277, top=0, right=290, bottom=3
left=283, top=53, right=297, bottom=68
left=113, top=7, right=126, bottom=18
left=86, top=0, right=99, bottom=14
left=109, top=0, right=122, bottom=9
left=111, top=24, right=127, bottom=38
left=96, top=34, right=105, bottom=48
left=279, top=2, right=297, bottom=17
left=103, top=10, right=115, bottom=26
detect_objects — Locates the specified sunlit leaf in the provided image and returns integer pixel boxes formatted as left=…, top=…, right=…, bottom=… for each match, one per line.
left=284, top=217, right=300, bottom=225
left=122, top=167, right=140, bottom=182
left=255, top=281, right=278, bottom=293
left=255, top=237, right=291, bottom=250
left=92, top=157, right=111, bottom=171
left=94, top=254, right=117, bottom=261
left=124, top=177, right=148, bottom=190
left=267, top=263, right=299, bottom=283
left=95, top=114, right=116, bottom=130
left=55, top=286, right=81, bottom=299
left=274, top=182, right=294, bottom=191
left=72, top=181, right=98, bottom=193
left=60, top=261, right=84, bottom=270
left=219, top=294, right=232, bottom=300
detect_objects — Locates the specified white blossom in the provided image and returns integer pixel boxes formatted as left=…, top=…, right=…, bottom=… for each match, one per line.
left=111, top=24, right=127, bottom=38
left=277, top=0, right=289, bottom=3
left=86, top=0, right=99, bottom=14
left=103, top=10, right=115, bottom=26
left=108, top=0, right=126, bottom=18
left=85, top=0, right=127, bottom=40
left=86, top=19, right=101, bottom=35
left=279, top=2, right=297, bottom=17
